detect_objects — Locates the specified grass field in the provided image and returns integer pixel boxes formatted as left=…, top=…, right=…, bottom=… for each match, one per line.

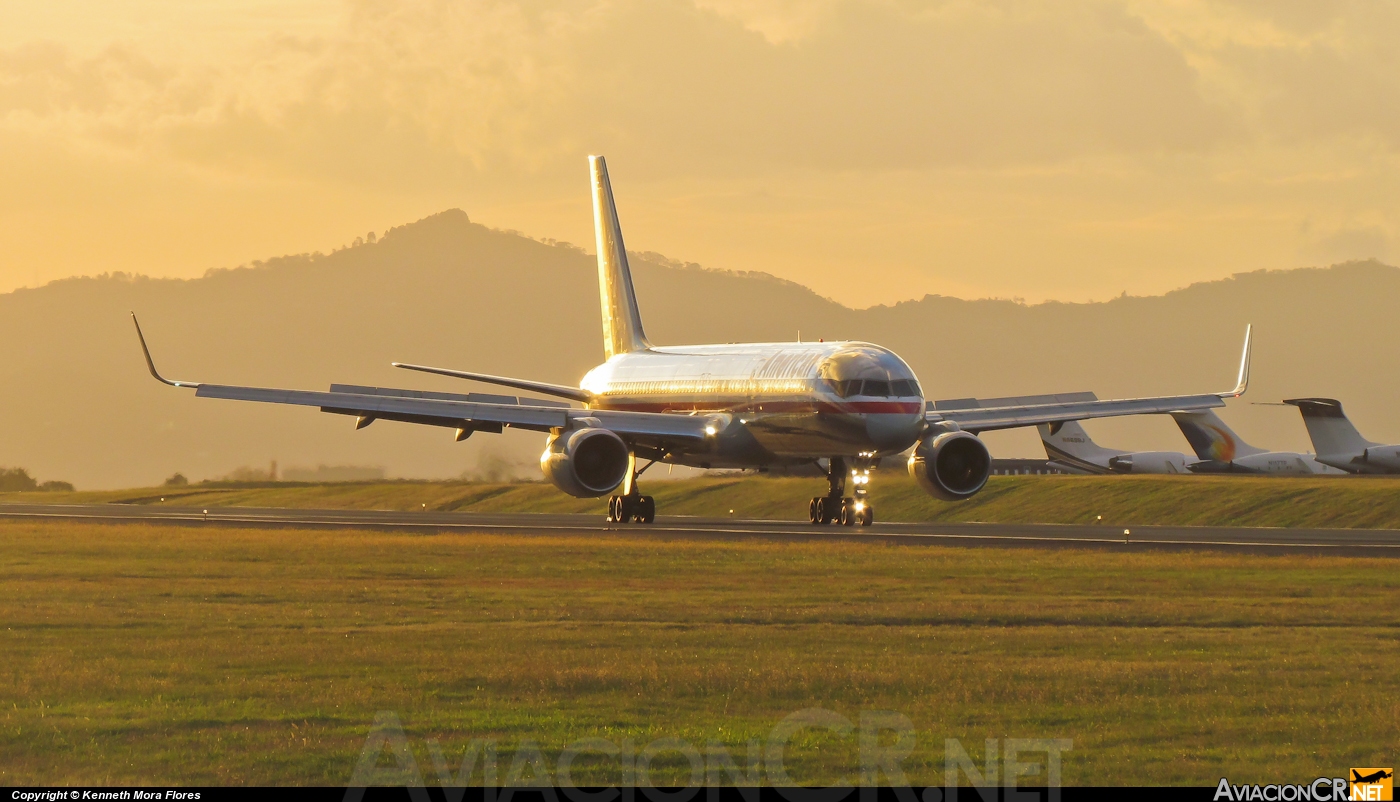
left=9, top=472, right=1400, bottom=529
left=2, top=518, right=1396, bottom=786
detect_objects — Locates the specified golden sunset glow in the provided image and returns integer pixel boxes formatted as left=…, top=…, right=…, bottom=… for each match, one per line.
left=2, top=1, right=1397, bottom=305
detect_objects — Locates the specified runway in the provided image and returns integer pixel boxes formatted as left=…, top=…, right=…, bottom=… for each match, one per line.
left=2, top=501, right=1398, bottom=556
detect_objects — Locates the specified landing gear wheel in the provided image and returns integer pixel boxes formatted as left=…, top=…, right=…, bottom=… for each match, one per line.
left=608, top=494, right=655, bottom=524
left=809, top=497, right=822, bottom=524
left=606, top=495, right=627, bottom=523
left=858, top=506, right=873, bottom=527
left=839, top=497, right=857, bottom=526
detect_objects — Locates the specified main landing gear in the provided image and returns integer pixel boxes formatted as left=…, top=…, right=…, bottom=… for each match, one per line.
left=808, top=456, right=875, bottom=527
left=607, top=492, right=655, bottom=524
left=607, top=457, right=656, bottom=524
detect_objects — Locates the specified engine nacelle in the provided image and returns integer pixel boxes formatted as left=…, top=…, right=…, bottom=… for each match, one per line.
left=907, top=431, right=991, bottom=501
left=540, top=427, right=631, bottom=498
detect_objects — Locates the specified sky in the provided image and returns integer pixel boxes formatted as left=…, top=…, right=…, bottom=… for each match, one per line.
left=1, top=0, right=1397, bottom=306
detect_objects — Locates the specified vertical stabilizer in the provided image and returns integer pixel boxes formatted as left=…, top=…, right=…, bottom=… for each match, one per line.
left=1283, top=398, right=1377, bottom=457
left=1037, top=420, right=1118, bottom=474
left=1170, top=410, right=1265, bottom=461
left=590, top=155, right=652, bottom=359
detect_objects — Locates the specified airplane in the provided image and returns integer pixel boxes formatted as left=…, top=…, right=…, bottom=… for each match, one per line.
left=1037, top=417, right=1197, bottom=474
left=132, top=155, right=1253, bottom=526
left=1353, top=769, right=1393, bottom=784
left=1283, top=398, right=1400, bottom=474
left=1171, top=409, right=1345, bottom=475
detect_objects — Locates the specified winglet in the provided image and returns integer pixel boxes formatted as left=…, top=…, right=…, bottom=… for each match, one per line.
left=1224, top=324, right=1251, bottom=397
left=131, top=313, right=198, bottom=388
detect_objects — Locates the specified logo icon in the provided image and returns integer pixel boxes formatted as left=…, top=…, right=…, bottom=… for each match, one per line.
left=1350, top=768, right=1393, bottom=801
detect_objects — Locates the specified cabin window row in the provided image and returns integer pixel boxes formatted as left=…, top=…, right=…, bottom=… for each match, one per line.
left=605, top=379, right=812, bottom=396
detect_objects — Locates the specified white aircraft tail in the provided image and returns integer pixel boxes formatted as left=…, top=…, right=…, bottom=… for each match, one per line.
left=1037, top=420, right=1117, bottom=474
left=1283, top=398, right=1377, bottom=456
left=1170, top=410, right=1266, bottom=461
left=590, top=155, right=652, bottom=359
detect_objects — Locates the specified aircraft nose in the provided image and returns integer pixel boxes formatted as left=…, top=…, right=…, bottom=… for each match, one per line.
left=866, top=409, right=924, bottom=451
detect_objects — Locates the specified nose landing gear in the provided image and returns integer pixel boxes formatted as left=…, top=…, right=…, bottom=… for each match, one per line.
left=809, top=457, right=875, bottom=526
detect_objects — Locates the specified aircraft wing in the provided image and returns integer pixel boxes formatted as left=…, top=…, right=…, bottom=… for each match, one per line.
left=133, top=316, right=723, bottom=447
left=927, top=325, right=1252, bottom=434
left=194, top=383, right=721, bottom=443
left=930, top=393, right=1229, bottom=434
left=196, top=382, right=571, bottom=433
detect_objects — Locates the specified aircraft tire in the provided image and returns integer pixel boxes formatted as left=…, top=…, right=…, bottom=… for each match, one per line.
left=637, top=496, right=656, bottom=524
left=609, top=495, right=634, bottom=524
left=839, top=497, right=856, bottom=526
left=859, top=507, right=873, bottom=527
left=809, top=497, right=822, bottom=524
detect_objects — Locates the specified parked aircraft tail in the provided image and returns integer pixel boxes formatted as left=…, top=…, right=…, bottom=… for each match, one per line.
left=1283, top=398, right=1377, bottom=456
left=590, top=155, right=652, bottom=359
left=1037, top=420, right=1117, bottom=474
left=1170, top=409, right=1266, bottom=461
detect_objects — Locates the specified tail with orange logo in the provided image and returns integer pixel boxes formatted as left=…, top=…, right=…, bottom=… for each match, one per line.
left=1170, top=410, right=1265, bottom=462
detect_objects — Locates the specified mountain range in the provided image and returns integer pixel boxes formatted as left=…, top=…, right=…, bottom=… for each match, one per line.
left=2, top=209, right=1397, bottom=489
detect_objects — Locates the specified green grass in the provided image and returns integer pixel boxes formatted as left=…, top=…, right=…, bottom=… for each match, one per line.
left=1, top=519, right=1396, bottom=785
left=10, top=472, right=1400, bottom=528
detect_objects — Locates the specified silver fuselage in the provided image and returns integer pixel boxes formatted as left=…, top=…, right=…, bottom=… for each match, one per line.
left=579, top=341, right=926, bottom=467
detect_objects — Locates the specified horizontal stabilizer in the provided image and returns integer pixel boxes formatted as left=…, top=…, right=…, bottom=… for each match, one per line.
left=329, top=384, right=571, bottom=409
left=391, top=363, right=591, bottom=403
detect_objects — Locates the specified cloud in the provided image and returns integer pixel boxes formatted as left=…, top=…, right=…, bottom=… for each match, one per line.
left=1299, top=224, right=1393, bottom=265
left=1, top=0, right=1399, bottom=305
left=5, top=0, right=1399, bottom=187
left=0, top=0, right=1240, bottom=182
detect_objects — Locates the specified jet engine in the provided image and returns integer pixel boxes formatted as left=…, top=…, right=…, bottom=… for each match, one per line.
left=540, top=426, right=632, bottom=498
left=908, top=431, right=991, bottom=501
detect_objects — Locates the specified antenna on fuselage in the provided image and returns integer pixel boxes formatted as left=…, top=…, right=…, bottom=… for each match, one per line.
left=590, top=155, right=652, bottom=359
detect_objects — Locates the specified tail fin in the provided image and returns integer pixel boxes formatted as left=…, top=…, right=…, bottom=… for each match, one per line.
left=1170, top=410, right=1265, bottom=461
left=590, top=155, right=651, bottom=359
left=1283, top=398, right=1377, bottom=456
left=1037, top=420, right=1117, bottom=473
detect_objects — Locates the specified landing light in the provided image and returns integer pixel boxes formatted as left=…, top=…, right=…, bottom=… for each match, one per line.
left=704, top=425, right=717, bottom=436
left=854, top=502, right=865, bottom=511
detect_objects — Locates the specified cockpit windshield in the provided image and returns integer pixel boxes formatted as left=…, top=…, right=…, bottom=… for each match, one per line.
left=828, top=378, right=922, bottom=398
left=819, top=346, right=923, bottom=398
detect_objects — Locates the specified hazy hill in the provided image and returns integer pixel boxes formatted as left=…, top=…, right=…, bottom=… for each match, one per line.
left=2, top=209, right=1397, bottom=489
